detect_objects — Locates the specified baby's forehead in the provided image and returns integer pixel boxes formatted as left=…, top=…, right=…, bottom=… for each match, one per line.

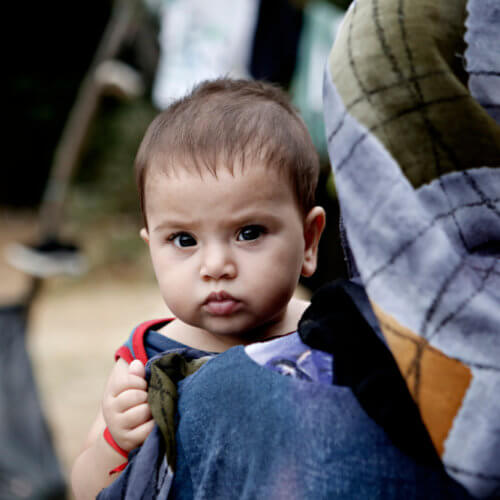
left=142, top=151, right=305, bottom=218
left=144, top=159, right=298, bottom=208
left=147, top=154, right=290, bottom=184
left=143, top=161, right=305, bottom=232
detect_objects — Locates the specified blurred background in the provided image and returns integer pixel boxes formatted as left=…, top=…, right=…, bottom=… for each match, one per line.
left=3, top=0, right=350, bottom=497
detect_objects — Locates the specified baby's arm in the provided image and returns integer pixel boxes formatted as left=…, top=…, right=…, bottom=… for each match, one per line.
left=71, top=359, right=155, bottom=500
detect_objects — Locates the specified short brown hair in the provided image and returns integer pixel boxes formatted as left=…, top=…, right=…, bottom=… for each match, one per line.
left=135, top=78, right=319, bottom=226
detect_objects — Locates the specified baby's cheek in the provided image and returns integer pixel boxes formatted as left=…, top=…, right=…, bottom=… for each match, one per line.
left=251, top=261, right=299, bottom=306
left=161, top=283, right=199, bottom=325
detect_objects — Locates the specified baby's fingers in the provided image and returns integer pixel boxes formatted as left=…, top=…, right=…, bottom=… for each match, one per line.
left=122, top=402, right=153, bottom=429
left=110, top=373, right=147, bottom=397
left=121, top=418, right=155, bottom=451
left=106, top=359, right=147, bottom=398
left=114, top=388, right=149, bottom=413
left=129, top=359, right=146, bottom=379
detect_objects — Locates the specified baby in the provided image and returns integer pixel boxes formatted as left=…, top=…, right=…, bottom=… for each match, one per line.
left=71, top=78, right=325, bottom=499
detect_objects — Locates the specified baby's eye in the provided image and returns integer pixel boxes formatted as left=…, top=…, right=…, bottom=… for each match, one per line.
left=237, top=225, right=265, bottom=241
left=169, top=232, right=197, bottom=248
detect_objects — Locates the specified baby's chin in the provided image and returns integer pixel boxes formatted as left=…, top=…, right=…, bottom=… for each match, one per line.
left=198, top=315, right=281, bottom=344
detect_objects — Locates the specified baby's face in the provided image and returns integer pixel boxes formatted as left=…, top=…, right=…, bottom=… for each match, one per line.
left=141, top=163, right=315, bottom=341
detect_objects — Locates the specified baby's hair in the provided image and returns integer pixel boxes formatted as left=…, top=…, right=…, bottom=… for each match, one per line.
left=135, top=78, right=320, bottom=226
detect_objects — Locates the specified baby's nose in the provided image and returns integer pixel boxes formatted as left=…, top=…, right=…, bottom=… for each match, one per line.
left=200, top=244, right=236, bottom=281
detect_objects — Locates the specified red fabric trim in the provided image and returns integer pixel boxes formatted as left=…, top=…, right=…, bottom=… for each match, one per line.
left=114, top=345, right=134, bottom=364
left=132, top=318, right=172, bottom=365
left=114, top=318, right=173, bottom=365
left=131, top=321, right=151, bottom=365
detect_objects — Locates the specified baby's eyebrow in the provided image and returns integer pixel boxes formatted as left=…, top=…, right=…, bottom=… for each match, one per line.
left=231, top=210, right=282, bottom=222
left=152, top=217, right=198, bottom=233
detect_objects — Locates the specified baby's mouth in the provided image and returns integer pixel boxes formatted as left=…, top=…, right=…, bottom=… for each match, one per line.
left=203, top=291, right=241, bottom=316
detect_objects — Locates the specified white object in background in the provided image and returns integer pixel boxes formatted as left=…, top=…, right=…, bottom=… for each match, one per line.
left=152, top=0, right=260, bottom=108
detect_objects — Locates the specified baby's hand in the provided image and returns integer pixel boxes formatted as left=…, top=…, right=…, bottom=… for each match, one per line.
left=102, top=359, right=155, bottom=452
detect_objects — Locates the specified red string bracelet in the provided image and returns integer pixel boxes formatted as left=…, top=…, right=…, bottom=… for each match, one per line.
left=103, top=427, right=129, bottom=475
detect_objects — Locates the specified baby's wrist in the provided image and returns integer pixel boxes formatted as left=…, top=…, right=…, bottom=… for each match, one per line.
left=103, top=427, right=129, bottom=475
left=103, top=427, right=129, bottom=455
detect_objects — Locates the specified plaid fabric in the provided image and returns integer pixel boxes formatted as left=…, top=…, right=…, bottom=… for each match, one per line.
left=323, top=0, right=500, bottom=497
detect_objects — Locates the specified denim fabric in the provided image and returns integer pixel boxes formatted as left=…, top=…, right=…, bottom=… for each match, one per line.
left=170, top=347, right=471, bottom=500
left=97, top=426, right=172, bottom=500
left=98, top=304, right=472, bottom=499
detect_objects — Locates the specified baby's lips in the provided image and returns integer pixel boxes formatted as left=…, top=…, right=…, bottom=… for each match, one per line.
left=203, top=298, right=241, bottom=316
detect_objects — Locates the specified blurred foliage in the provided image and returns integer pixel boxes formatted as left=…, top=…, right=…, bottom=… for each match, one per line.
left=65, top=95, right=158, bottom=274
left=71, top=96, right=157, bottom=222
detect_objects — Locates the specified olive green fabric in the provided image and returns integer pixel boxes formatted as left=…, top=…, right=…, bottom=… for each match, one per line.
left=328, top=0, right=500, bottom=188
left=148, top=353, right=211, bottom=469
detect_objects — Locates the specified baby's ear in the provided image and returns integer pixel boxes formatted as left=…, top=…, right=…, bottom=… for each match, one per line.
left=302, top=206, right=326, bottom=277
left=140, top=228, right=150, bottom=244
